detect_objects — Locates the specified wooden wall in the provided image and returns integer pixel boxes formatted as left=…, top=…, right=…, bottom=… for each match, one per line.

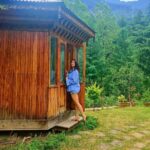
left=0, top=30, right=85, bottom=121
left=0, top=30, right=49, bottom=119
left=47, top=85, right=67, bottom=118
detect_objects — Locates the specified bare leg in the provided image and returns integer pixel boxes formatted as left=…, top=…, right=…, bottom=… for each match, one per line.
left=71, top=93, right=86, bottom=121
left=75, top=105, right=80, bottom=120
left=72, top=106, right=80, bottom=121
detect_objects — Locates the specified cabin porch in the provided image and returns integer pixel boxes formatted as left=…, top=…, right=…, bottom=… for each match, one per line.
left=0, top=110, right=83, bottom=131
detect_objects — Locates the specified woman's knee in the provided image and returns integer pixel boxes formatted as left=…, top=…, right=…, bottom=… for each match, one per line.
left=71, top=94, right=79, bottom=103
left=71, top=93, right=78, bottom=99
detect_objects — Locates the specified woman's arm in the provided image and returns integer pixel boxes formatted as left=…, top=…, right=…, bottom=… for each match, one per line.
left=66, top=70, right=79, bottom=86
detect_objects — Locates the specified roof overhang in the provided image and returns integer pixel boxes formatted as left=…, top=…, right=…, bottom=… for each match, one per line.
left=0, top=0, right=95, bottom=45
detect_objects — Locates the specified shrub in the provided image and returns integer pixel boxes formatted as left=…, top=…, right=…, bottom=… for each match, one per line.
left=85, top=93, right=93, bottom=108
left=86, top=83, right=103, bottom=107
left=71, top=116, right=99, bottom=133
left=142, top=89, right=150, bottom=103
left=117, top=95, right=127, bottom=102
left=104, top=96, right=117, bottom=106
left=84, top=116, right=99, bottom=130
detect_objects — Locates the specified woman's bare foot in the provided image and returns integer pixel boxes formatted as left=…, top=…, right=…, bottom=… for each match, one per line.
left=71, top=116, right=80, bottom=121
left=75, top=116, right=80, bottom=121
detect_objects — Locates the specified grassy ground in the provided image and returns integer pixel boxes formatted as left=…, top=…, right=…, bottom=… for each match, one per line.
left=60, top=106, right=150, bottom=150
left=0, top=106, right=150, bottom=150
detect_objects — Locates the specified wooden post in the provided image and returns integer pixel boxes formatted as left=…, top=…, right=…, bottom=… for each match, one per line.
left=56, top=38, right=61, bottom=115
left=83, top=43, right=86, bottom=83
left=73, top=46, right=76, bottom=59
left=56, top=39, right=60, bottom=85
left=48, top=34, right=51, bottom=86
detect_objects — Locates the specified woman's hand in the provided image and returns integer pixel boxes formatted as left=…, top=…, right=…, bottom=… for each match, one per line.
left=65, top=70, right=68, bottom=77
left=65, top=70, right=68, bottom=80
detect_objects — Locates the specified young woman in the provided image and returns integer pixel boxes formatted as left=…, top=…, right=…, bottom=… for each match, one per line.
left=66, top=59, right=86, bottom=122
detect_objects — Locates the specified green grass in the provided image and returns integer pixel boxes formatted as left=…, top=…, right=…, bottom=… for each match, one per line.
left=0, top=106, right=150, bottom=150
left=60, top=106, right=150, bottom=150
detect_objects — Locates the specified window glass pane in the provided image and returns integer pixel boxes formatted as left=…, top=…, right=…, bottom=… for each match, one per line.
left=60, top=44, right=65, bottom=83
left=76, top=47, right=83, bottom=81
left=50, top=37, right=57, bottom=85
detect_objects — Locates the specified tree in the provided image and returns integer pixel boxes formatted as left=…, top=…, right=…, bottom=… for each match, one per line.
left=86, top=2, right=119, bottom=85
left=138, top=47, right=150, bottom=76
left=64, top=0, right=149, bottom=101
left=64, top=0, right=94, bottom=27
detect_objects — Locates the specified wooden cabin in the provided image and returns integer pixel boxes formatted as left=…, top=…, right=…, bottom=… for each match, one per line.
left=0, top=0, right=95, bottom=130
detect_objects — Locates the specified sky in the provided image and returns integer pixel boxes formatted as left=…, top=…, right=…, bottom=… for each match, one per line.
left=120, top=0, right=138, bottom=2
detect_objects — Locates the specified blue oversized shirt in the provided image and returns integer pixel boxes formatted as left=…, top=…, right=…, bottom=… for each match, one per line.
left=66, top=69, right=80, bottom=93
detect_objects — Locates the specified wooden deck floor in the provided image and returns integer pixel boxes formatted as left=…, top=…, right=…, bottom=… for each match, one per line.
left=0, top=111, right=82, bottom=131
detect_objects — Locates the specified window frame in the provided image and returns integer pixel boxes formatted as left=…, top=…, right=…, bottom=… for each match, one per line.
left=49, top=36, right=57, bottom=87
left=60, top=43, right=66, bottom=84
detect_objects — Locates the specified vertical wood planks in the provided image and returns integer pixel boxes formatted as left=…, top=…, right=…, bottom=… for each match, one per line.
left=0, top=29, right=86, bottom=120
left=0, top=30, right=49, bottom=120
left=83, top=43, right=86, bottom=83
left=47, top=87, right=59, bottom=118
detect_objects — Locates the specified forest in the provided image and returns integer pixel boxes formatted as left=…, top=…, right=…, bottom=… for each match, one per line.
left=64, top=0, right=150, bottom=107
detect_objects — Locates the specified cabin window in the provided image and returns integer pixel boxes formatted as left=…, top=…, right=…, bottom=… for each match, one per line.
left=76, top=47, right=83, bottom=82
left=60, top=44, right=65, bottom=83
left=50, top=37, right=57, bottom=85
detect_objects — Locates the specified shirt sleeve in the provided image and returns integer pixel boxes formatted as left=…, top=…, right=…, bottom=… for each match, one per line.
left=66, top=70, right=79, bottom=86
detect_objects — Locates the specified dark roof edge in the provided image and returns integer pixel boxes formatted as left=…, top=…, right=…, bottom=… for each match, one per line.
left=0, top=0, right=95, bottom=37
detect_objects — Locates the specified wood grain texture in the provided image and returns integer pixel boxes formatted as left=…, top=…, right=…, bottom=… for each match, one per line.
left=47, top=87, right=59, bottom=118
left=0, top=30, right=49, bottom=119
left=47, top=85, right=67, bottom=118
left=83, top=43, right=86, bottom=83
left=0, top=30, right=86, bottom=122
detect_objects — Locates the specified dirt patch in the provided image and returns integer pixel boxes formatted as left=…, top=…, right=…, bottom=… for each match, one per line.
left=79, top=131, right=93, bottom=136
left=111, top=140, right=123, bottom=147
left=123, top=135, right=133, bottom=141
left=94, top=132, right=106, bottom=138
left=98, top=143, right=110, bottom=150
left=110, top=129, right=120, bottom=135
left=140, top=130, right=150, bottom=135
left=131, top=132, right=144, bottom=138
left=134, top=142, right=146, bottom=149
left=68, top=134, right=81, bottom=139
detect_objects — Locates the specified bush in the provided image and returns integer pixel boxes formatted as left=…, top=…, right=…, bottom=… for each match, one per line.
left=70, top=116, right=99, bottom=133
left=103, top=96, right=117, bottom=106
left=85, top=83, right=103, bottom=108
left=85, top=93, right=93, bottom=108
left=117, top=95, right=127, bottom=102
left=84, top=116, right=99, bottom=130
left=142, top=89, right=150, bottom=103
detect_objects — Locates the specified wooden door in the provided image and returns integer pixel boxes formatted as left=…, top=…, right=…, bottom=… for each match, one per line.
left=66, top=44, right=86, bottom=111
left=66, top=44, right=74, bottom=110
left=48, top=37, right=67, bottom=117
left=57, top=39, right=67, bottom=113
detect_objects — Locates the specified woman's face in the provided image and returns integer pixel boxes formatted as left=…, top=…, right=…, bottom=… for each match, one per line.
left=71, top=60, right=75, bottom=68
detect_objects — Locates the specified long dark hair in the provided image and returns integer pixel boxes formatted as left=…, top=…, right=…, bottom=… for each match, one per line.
left=71, top=59, right=80, bottom=71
